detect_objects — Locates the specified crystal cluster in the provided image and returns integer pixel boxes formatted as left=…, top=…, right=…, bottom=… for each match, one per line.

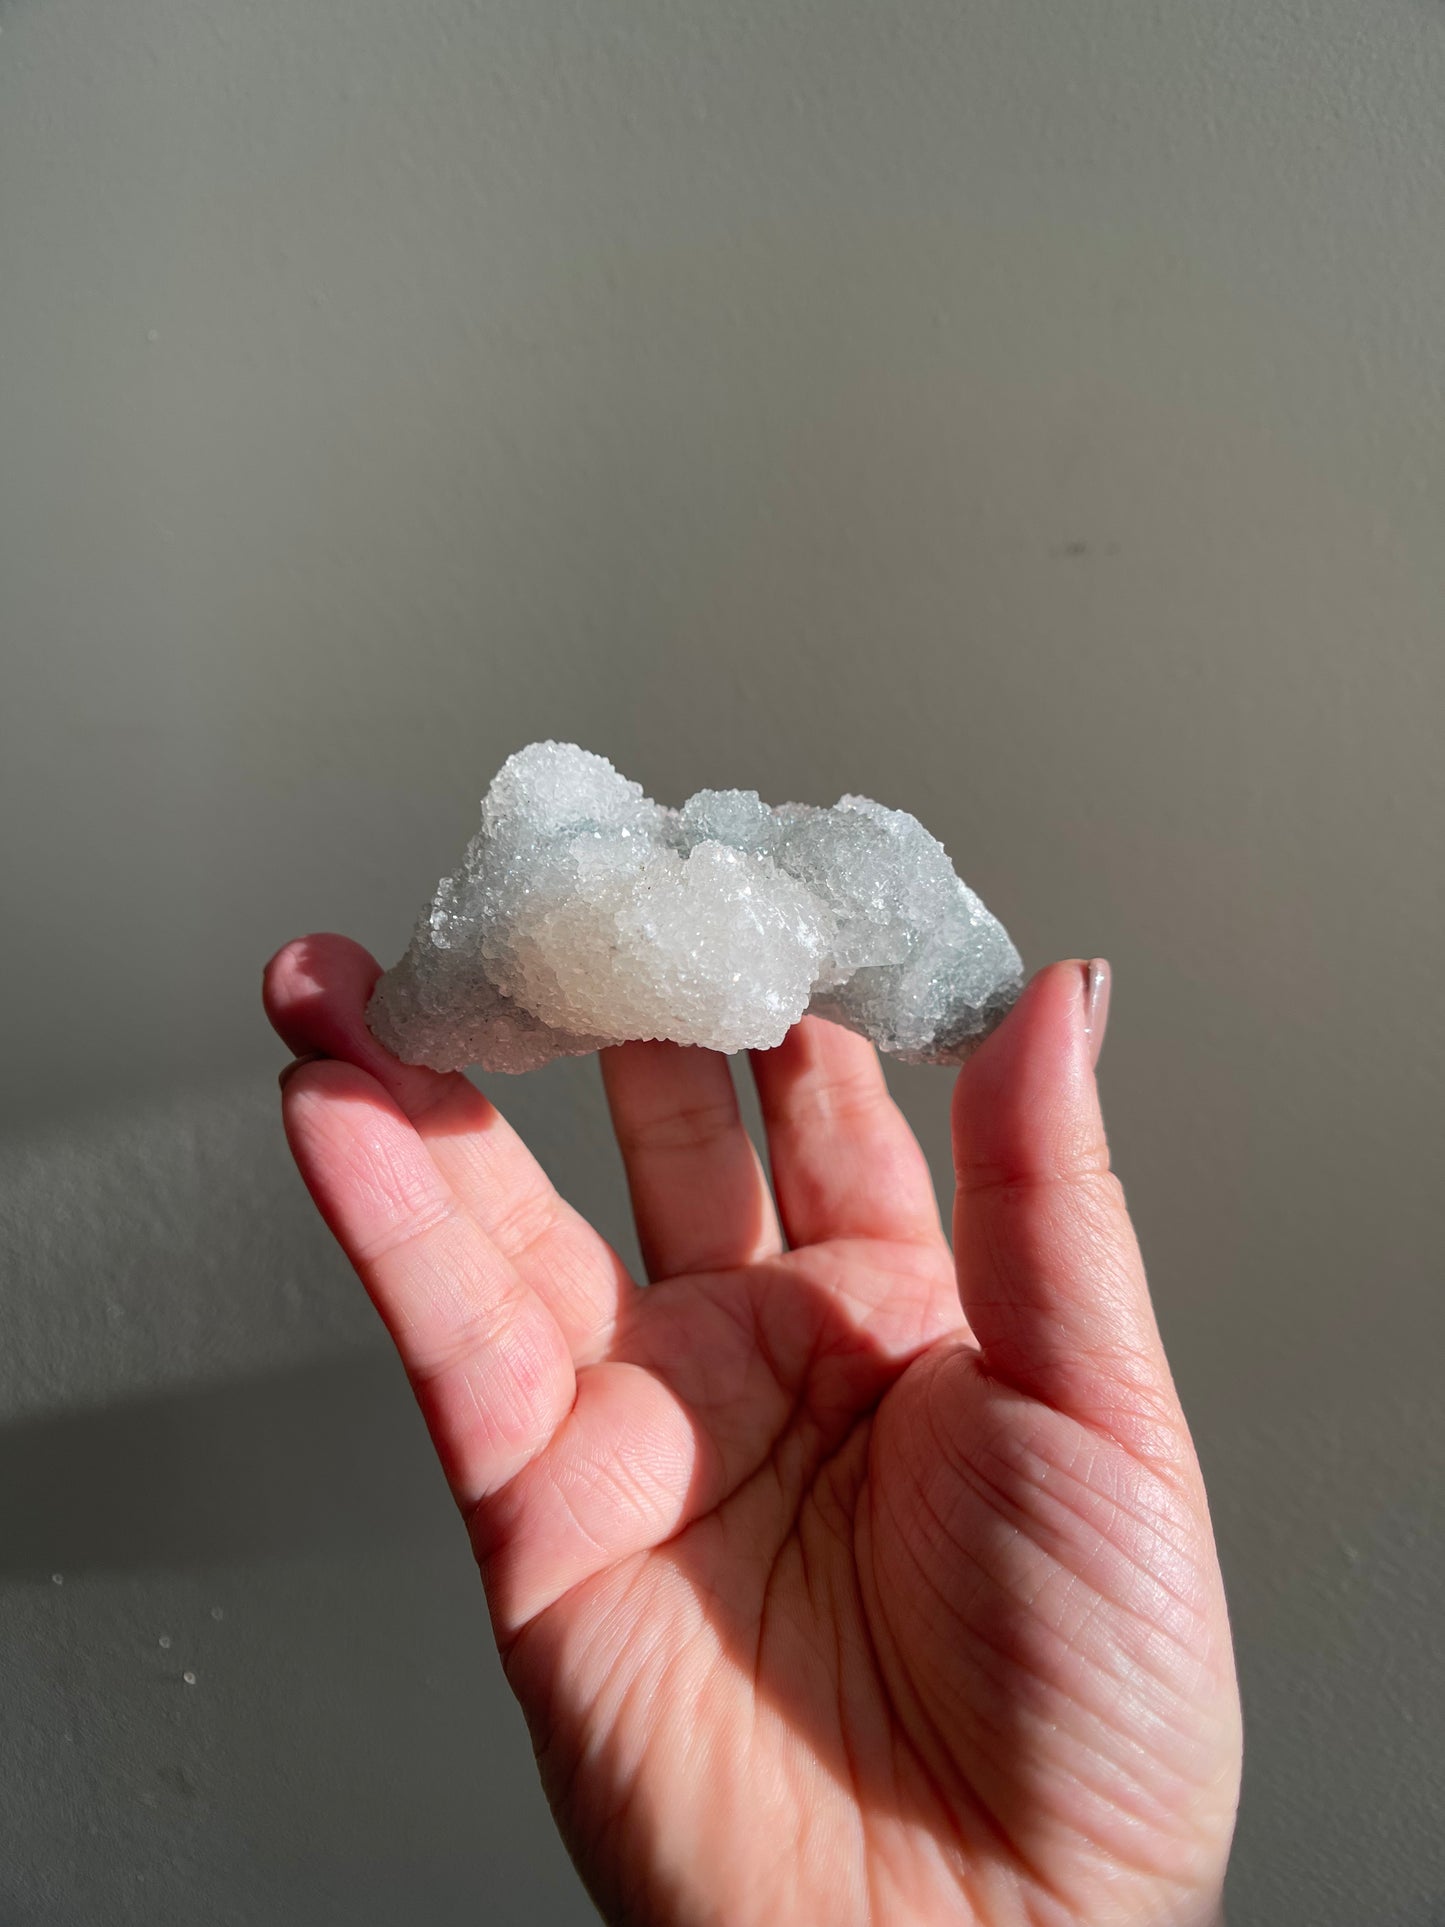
left=366, top=743, right=1023, bottom=1073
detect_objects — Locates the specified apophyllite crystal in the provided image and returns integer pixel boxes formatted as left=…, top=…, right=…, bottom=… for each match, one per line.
left=366, top=742, right=1023, bottom=1073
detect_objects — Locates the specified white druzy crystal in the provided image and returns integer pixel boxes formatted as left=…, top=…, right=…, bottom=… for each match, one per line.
left=366, top=742, right=1023, bottom=1072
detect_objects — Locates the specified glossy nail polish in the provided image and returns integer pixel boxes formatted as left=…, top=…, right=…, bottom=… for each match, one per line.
left=1082, top=958, right=1111, bottom=1067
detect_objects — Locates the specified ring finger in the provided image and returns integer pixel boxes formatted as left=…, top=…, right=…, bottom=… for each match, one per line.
left=600, top=1041, right=783, bottom=1283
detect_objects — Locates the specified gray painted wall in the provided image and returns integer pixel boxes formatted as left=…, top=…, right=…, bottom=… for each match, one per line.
left=2, top=2, right=1441, bottom=1921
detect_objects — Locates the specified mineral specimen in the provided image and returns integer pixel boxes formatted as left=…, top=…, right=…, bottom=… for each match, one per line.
left=366, top=742, right=1023, bottom=1073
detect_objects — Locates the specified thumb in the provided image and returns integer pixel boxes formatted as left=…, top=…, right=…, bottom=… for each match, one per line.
left=952, top=959, right=1182, bottom=1456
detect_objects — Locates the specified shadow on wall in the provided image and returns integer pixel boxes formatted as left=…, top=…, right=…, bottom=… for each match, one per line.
left=0, top=1349, right=457, bottom=1581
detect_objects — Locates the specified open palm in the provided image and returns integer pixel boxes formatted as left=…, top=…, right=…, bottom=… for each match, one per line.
left=265, top=937, right=1240, bottom=1927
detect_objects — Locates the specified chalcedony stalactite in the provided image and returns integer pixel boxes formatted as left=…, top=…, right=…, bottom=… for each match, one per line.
left=367, top=742, right=1023, bottom=1073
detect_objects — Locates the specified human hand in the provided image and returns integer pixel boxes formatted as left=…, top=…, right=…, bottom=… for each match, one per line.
left=265, top=937, right=1240, bottom=1927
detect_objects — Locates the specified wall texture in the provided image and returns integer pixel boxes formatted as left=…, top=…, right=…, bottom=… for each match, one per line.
left=2, top=2, right=1442, bottom=1921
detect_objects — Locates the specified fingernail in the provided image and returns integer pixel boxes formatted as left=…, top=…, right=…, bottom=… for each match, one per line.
left=278, top=1051, right=327, bottom=1091
left=1081, top=959, right=1111, bottom=1067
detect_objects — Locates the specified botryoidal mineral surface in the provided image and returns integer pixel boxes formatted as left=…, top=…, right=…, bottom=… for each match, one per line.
left=366, top=743, right=1023, bottom=1073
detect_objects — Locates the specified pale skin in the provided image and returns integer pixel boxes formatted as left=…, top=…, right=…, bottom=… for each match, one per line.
left=264, top=938, right=1241, bottom=1927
